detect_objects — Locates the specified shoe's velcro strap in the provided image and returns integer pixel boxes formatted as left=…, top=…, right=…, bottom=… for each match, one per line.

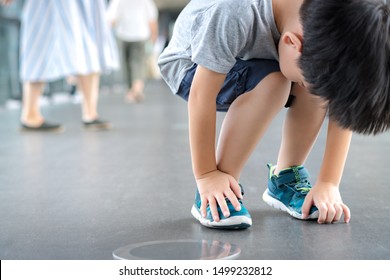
left=275, top=167, right=310, bottom=185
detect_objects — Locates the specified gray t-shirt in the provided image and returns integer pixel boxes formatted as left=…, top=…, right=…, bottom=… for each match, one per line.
left=158, top=0, right=281, bottom=94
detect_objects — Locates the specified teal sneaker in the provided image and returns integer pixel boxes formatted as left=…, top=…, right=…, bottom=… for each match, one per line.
left=262, top=163, right=319, bottom=219
left=191, top=185, right=252, bottom=229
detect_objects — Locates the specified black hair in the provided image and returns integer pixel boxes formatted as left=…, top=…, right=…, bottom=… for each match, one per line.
left=299, top=0, right=390, bottom=134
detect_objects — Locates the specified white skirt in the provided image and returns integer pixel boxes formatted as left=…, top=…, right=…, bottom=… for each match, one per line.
left=20, top=0, right=119, bottom=82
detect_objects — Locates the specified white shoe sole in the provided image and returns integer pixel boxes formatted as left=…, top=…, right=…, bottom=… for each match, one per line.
left=262, top=190, right=319, bottom=220
left=191, top=205, right=252, bottom=229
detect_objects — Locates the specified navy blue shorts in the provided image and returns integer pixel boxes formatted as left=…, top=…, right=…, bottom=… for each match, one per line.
left=177, top=58, right=283, bottom=112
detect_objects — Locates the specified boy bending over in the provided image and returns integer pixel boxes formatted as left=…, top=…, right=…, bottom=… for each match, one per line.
left=158, top=0, right=389, bottom=229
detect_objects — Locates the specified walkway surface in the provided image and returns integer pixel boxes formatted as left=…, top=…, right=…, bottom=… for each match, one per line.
left=0, top=80, right=389, bottom=259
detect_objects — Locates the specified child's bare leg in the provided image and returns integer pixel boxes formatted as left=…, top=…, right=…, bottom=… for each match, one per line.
left=216, top=72, right=291, bottom=179
left=77, top=73, right=100, bottom=121
left=20, top=82, right=45, bottom=126
left=274, top=84, right=327, bottom=174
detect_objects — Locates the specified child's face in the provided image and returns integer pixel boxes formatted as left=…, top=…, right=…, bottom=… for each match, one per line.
left=278, top=31, right=307, bottom=88
left=279, top=54, right=307, bottom=88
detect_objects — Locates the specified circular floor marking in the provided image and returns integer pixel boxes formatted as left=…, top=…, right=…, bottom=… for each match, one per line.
left=113, top=239, right=241, bottom=260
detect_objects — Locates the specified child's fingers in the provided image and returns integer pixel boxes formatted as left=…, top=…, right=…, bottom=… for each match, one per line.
left=301, top=195, right=313, bottom=219
left=325, top=203, right=336, bottom=223
left=216, top=194, right=230, bottom=218
left=229, top=178, right=243, bottom=199
left=200, top=197, right=208, bottom=218
left=224, top=190, right=241, bottom=212
left=316, top=203, right=328, bottom=224
left=341, top=203, right=351, bottom=223
left=208, top=199, right=220, bottom=222
left=333, top=204, right=343, bottom=222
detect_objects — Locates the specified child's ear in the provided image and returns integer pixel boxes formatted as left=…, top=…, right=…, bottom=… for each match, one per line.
left=282, top=32, right=303, bottom=53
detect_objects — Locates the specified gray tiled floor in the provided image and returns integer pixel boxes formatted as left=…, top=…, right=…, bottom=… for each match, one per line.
left=0, top=80, right=389, bottom=260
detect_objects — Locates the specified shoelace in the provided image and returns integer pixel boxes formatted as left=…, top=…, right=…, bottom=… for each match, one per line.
left=291, top=167, right=312, bottom=195
left=294, top=180, right=312, bottom=194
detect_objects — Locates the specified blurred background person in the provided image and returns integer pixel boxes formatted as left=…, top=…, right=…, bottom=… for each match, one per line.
left=108, top=0, right=158, bottom=103
left=2, top=0, right=119, bottom=131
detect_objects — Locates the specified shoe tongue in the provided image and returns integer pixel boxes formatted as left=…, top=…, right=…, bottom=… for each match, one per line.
left=276, top=166, right=306, bottom=184
left=278, top=166, right=300, bottom=176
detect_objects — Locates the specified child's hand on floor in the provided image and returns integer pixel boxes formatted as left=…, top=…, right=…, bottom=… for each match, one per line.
left=302, top=182, right=351, bottom=224
left=196, top=170, right=242, bottom=222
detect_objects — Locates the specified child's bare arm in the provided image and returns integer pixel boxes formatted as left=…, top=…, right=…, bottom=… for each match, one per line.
left=188, top=66, right=242, bottom=221
left=302, top=120, right=352, bottom=223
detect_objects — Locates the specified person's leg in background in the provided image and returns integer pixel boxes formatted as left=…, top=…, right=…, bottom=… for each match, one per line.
left=125, top=41, right=146, bottom=103
left=67, top=76, right=78, bottom=97
left=20, top=81, right=63, bottom=131
left=122, top=40, right=134, bottom=102
left=77, top=73, right=112, bottom=130
left=20, top=82, right=45, bottom=126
